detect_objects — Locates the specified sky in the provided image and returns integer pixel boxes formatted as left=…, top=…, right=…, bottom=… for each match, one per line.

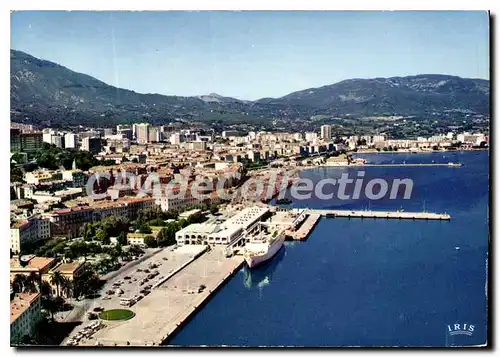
left=10, top=11, right=490, bottom=100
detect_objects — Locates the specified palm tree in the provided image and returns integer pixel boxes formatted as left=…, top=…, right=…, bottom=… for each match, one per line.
left=60, top=277, right=73, bottom=298
left=49, top=271, right=64, bottom=297
left=39, top=281, right=52, bottom=296
left=24, top=272, right=39, bottom=293
left=12, top=274, right=27, bottom=294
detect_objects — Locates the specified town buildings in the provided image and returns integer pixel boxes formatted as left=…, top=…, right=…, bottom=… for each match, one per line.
left=10, top=292, right=42, bottom=343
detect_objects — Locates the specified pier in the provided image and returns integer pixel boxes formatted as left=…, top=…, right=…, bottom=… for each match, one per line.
left=75, top=247, right=244, bottom=346
left=308, top=163, right=462, bottom=169
left=302, top=209, right=451, bottom=220
left=290, top=213, right=321, bottom=240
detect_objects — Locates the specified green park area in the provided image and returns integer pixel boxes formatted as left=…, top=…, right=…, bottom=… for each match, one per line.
left=99, top=309, right=135, bottom=321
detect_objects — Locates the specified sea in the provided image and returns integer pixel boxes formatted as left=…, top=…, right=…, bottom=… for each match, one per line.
left=170, top=150, right=489, bottom=347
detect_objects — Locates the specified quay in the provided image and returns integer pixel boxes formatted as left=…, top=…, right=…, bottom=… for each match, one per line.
left=76, top=247, right=244, bottom=346
left=353, top=163, right=462, bottom=168
left=301, top=209, right=451, bottom=220
left=305, top=163, right=462, bottom=169
left=291, top=214, right=321, bottom=240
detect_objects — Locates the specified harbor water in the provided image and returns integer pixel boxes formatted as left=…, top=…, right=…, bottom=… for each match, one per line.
left=170, top=151, right=489, bottom=347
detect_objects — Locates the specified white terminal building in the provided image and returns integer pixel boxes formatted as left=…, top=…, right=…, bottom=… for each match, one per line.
left=175, top=206, right=269, bottom=246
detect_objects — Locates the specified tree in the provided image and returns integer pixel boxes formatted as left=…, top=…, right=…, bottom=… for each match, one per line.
left=25, top=272, right=39, bottom=293
left=12, top=274, right=27, bottom=294
left=138, top=225, right=152, bottom=234
left=209, top=204, right=219, bottom=215
left=143, top=236, right=157, bottom=248
left=128, top=245, right=144, bottom=256
left=60, top=277, right=73, bottom=298
left=117, top=231, right=127, bottom=246
left=40, top=281, right=52, bottom=297
left=49, top=271, right=64, bottom=297
left=42, top=296, right=59, bottom=321
left=147, top=219, right=167, bottom=227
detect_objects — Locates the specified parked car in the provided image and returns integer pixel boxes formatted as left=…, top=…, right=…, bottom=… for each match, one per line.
left=136, top=268, right=142, bottom=272
left=93, top=306, right=104, bottom=312
left=124, top=276, right=131, bottom=280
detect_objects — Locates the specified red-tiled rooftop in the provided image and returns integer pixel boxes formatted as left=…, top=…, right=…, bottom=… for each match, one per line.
left=10, top=292, right=41, bottom=324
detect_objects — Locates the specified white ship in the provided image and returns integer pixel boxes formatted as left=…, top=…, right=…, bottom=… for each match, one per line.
left=244, top=231, right=285, bottom=269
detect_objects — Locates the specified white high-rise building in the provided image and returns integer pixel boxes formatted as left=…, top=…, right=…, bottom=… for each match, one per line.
left=170, top=132, right=182, bottom=145
left=64, top=133, right=77, bottom=149
left=51, top=135, right=64, bottom=148
left=320, top=125, right=332, bottom=140
left=42, top=129, right=53, bottom=144
left=135, top=123, right=150, bottom=144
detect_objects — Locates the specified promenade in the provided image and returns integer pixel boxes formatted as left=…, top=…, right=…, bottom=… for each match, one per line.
left=76, top=247, right=244, bottom=346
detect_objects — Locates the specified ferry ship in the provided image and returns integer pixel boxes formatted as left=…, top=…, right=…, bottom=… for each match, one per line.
left=244, top=231, right=286, bottom=268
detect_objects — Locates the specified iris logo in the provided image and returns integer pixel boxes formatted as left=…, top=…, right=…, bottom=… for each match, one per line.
left=447, top=323, right=475, bottom=336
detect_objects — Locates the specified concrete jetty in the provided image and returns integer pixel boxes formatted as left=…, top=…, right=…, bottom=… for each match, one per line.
left=304, top=163, right=462, bottom=169
left=291, top=214, right=321, bottom=240
left=305, top=209, right=451, bottom=220
left=76, top=247, right=244, bottom=346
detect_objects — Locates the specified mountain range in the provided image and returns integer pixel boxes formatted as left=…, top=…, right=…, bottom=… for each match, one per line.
left=10, top=49, right=490, bottom=127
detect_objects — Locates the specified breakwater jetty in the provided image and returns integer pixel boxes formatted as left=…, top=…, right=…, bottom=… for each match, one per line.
left=301, top=209, right=451, bottom=220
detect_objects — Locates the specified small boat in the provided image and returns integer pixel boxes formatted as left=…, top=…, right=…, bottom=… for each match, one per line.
left=447, top=162, right=463, bottom=167
left=455, top=246, right=460, bottom=251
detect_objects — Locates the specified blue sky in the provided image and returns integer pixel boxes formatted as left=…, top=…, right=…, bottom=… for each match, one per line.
left=11, top=11, right=489, bottom=100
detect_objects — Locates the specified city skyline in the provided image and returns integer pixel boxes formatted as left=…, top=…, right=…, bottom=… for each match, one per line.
left=11, top=11, right=489, bottom=100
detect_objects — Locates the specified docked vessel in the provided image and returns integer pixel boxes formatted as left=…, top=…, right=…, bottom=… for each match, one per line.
left=244, top=231, right=285, bottom=268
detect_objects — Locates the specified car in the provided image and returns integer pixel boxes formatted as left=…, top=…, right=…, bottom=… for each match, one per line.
left=139, top=289, right=147, bottom=294
left=102, top=296, right=111, bottom=300
left=139, top=281, right=145, bottom=286
left=136, top=269, right=142, bottom=272
left=106, top=290, right=114, bottom=295
left=87, top=312, right=98, bottom=320
left=143, top=269, right=150, bottom=273
left=145, top=285, right=152, bottom=290
left=136, top=295, right=143, bottom=301
left=143, top=290, right=150, bottom=296
left=93, top=306, right=104, bottom=312
left=124, top=276, right=131, bottom=280
left=162, top=257, right=168, bottom=261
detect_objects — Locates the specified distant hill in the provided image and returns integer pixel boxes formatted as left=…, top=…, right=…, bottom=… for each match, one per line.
left=257, top=75, right=490, bottom=116
left=10, top=49, right=490, bottom=127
